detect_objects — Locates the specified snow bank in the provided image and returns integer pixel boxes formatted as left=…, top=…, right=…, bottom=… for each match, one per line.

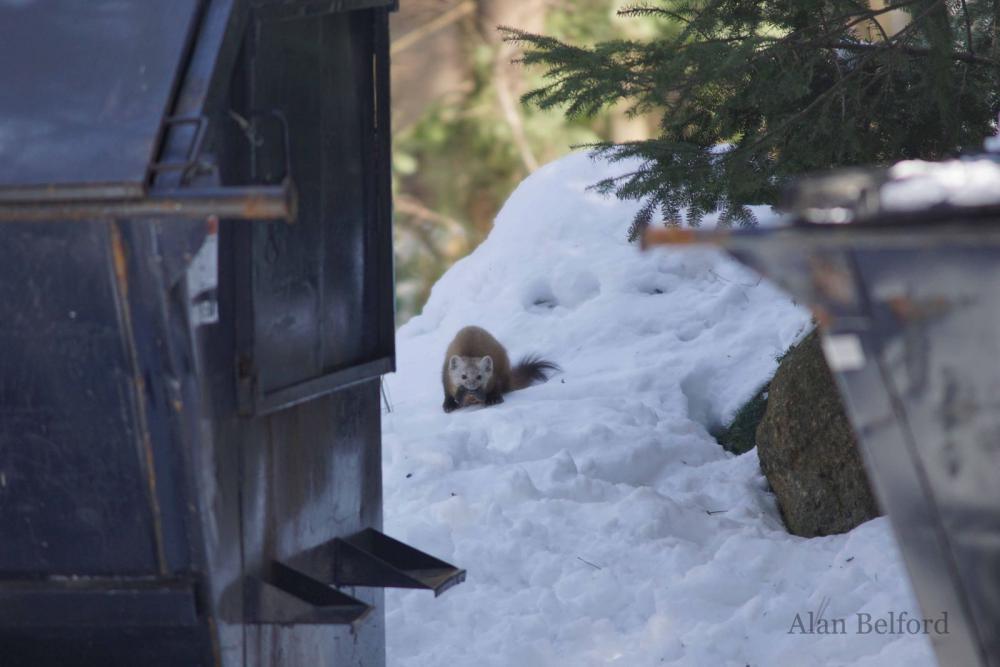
left=383, top=152, right=935, bottom=666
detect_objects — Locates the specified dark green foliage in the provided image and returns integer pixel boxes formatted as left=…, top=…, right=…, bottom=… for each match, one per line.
left=504, top=0, right=1000, bottom=239
left=712, top=331, right=809, bottom=454
left=713, top=383, right=769, bottom=455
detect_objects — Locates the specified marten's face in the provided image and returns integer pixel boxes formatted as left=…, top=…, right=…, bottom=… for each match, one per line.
left=449, top=355, right=493, bottom=405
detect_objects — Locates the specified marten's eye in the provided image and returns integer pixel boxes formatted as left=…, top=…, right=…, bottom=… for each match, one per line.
left=476, top=375, right=482, bottom=380
left=461, top=374, right=467, bottom=380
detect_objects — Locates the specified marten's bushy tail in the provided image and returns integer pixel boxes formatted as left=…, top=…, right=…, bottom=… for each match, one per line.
left=510, top=355, right=560, bottom=391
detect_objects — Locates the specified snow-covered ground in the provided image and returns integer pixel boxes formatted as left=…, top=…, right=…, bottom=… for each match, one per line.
left=382, top=152, right=936, bottom=666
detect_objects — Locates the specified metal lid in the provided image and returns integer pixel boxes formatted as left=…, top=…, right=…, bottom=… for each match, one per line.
left=0, top=0, right=201, bottom=202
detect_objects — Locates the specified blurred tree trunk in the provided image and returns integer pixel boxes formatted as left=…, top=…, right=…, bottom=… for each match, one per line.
left=476, top=0, right=550, bottom=172
left=390, top=0, right=475, bottom=132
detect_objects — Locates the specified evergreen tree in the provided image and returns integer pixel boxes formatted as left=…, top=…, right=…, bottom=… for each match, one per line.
left=503, top=0, right=1000, bottom=239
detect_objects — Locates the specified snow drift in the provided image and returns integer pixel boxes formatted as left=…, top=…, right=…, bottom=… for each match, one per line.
left=382, top=152, right=935, bottom=666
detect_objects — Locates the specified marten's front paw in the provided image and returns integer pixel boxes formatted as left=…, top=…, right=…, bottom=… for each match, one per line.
left=485, top=394, right=504, bottom=406
left=443, top=396, right=459, bottom=413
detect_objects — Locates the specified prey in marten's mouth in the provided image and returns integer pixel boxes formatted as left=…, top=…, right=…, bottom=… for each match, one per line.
left=454, top=385, right=486, bottom=407
left=442, top=326, right=559, bottom=413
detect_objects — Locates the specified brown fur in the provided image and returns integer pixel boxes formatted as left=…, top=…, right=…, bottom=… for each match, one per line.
left=442, top=326, right=559, bottom=412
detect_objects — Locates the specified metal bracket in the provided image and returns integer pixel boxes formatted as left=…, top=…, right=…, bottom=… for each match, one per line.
left=332, top=528, right=466, bottom=597
left=242, top=526, right=466, bottom=626
left=249, top=560, right=372, bottom=626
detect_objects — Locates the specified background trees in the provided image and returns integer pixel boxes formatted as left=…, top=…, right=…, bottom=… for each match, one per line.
left=506, top=0, right=1000, bottom=239
left=391, top=1, right=657, bottom=322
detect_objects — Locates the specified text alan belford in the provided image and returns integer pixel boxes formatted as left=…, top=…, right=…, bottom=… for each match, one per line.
left=788, top=598, right=948, bottom=636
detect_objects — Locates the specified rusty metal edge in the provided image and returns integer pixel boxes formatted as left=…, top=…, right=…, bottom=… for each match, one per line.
left=0, top=183, right=296, bottom=224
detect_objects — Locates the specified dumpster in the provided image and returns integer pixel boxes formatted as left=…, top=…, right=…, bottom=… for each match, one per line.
left=0, top=1, right=463, bottom=665
left=645, top=156, right=1000, bottom=667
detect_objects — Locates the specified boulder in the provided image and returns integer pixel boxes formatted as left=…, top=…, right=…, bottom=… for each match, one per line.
left=756, top=330, right=881, bottom=537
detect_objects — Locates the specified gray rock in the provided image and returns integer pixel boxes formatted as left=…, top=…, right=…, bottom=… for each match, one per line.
left=756, top=330, right=881, bottom=537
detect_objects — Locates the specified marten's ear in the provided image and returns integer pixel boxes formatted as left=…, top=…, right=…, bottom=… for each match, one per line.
left=479, top=355, right=493, bottom=373
left=449, top=355, right=461, bottom=371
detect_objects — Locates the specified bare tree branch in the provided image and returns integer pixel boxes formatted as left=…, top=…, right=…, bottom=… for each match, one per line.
left=391, top=1, right=475, bottom=56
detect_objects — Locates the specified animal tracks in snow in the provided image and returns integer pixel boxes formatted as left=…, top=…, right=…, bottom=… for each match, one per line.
left=522, top=269, right=601, bottom=313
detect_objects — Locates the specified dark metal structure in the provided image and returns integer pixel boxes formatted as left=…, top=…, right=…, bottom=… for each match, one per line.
left=0, top=1, right=463, bottom=665
left=646, top=160, right=1000, bottom=667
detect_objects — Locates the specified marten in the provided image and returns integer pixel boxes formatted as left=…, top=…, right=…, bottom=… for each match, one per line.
left=442, top=326, right=559, bottom=412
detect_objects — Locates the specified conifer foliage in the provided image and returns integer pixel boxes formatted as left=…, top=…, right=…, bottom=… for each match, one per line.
left=503, top=1, right=1000, bottom=239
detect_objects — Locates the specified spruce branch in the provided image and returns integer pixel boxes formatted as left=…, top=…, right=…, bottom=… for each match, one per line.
left=510, top=0, right=1000, bottom=237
